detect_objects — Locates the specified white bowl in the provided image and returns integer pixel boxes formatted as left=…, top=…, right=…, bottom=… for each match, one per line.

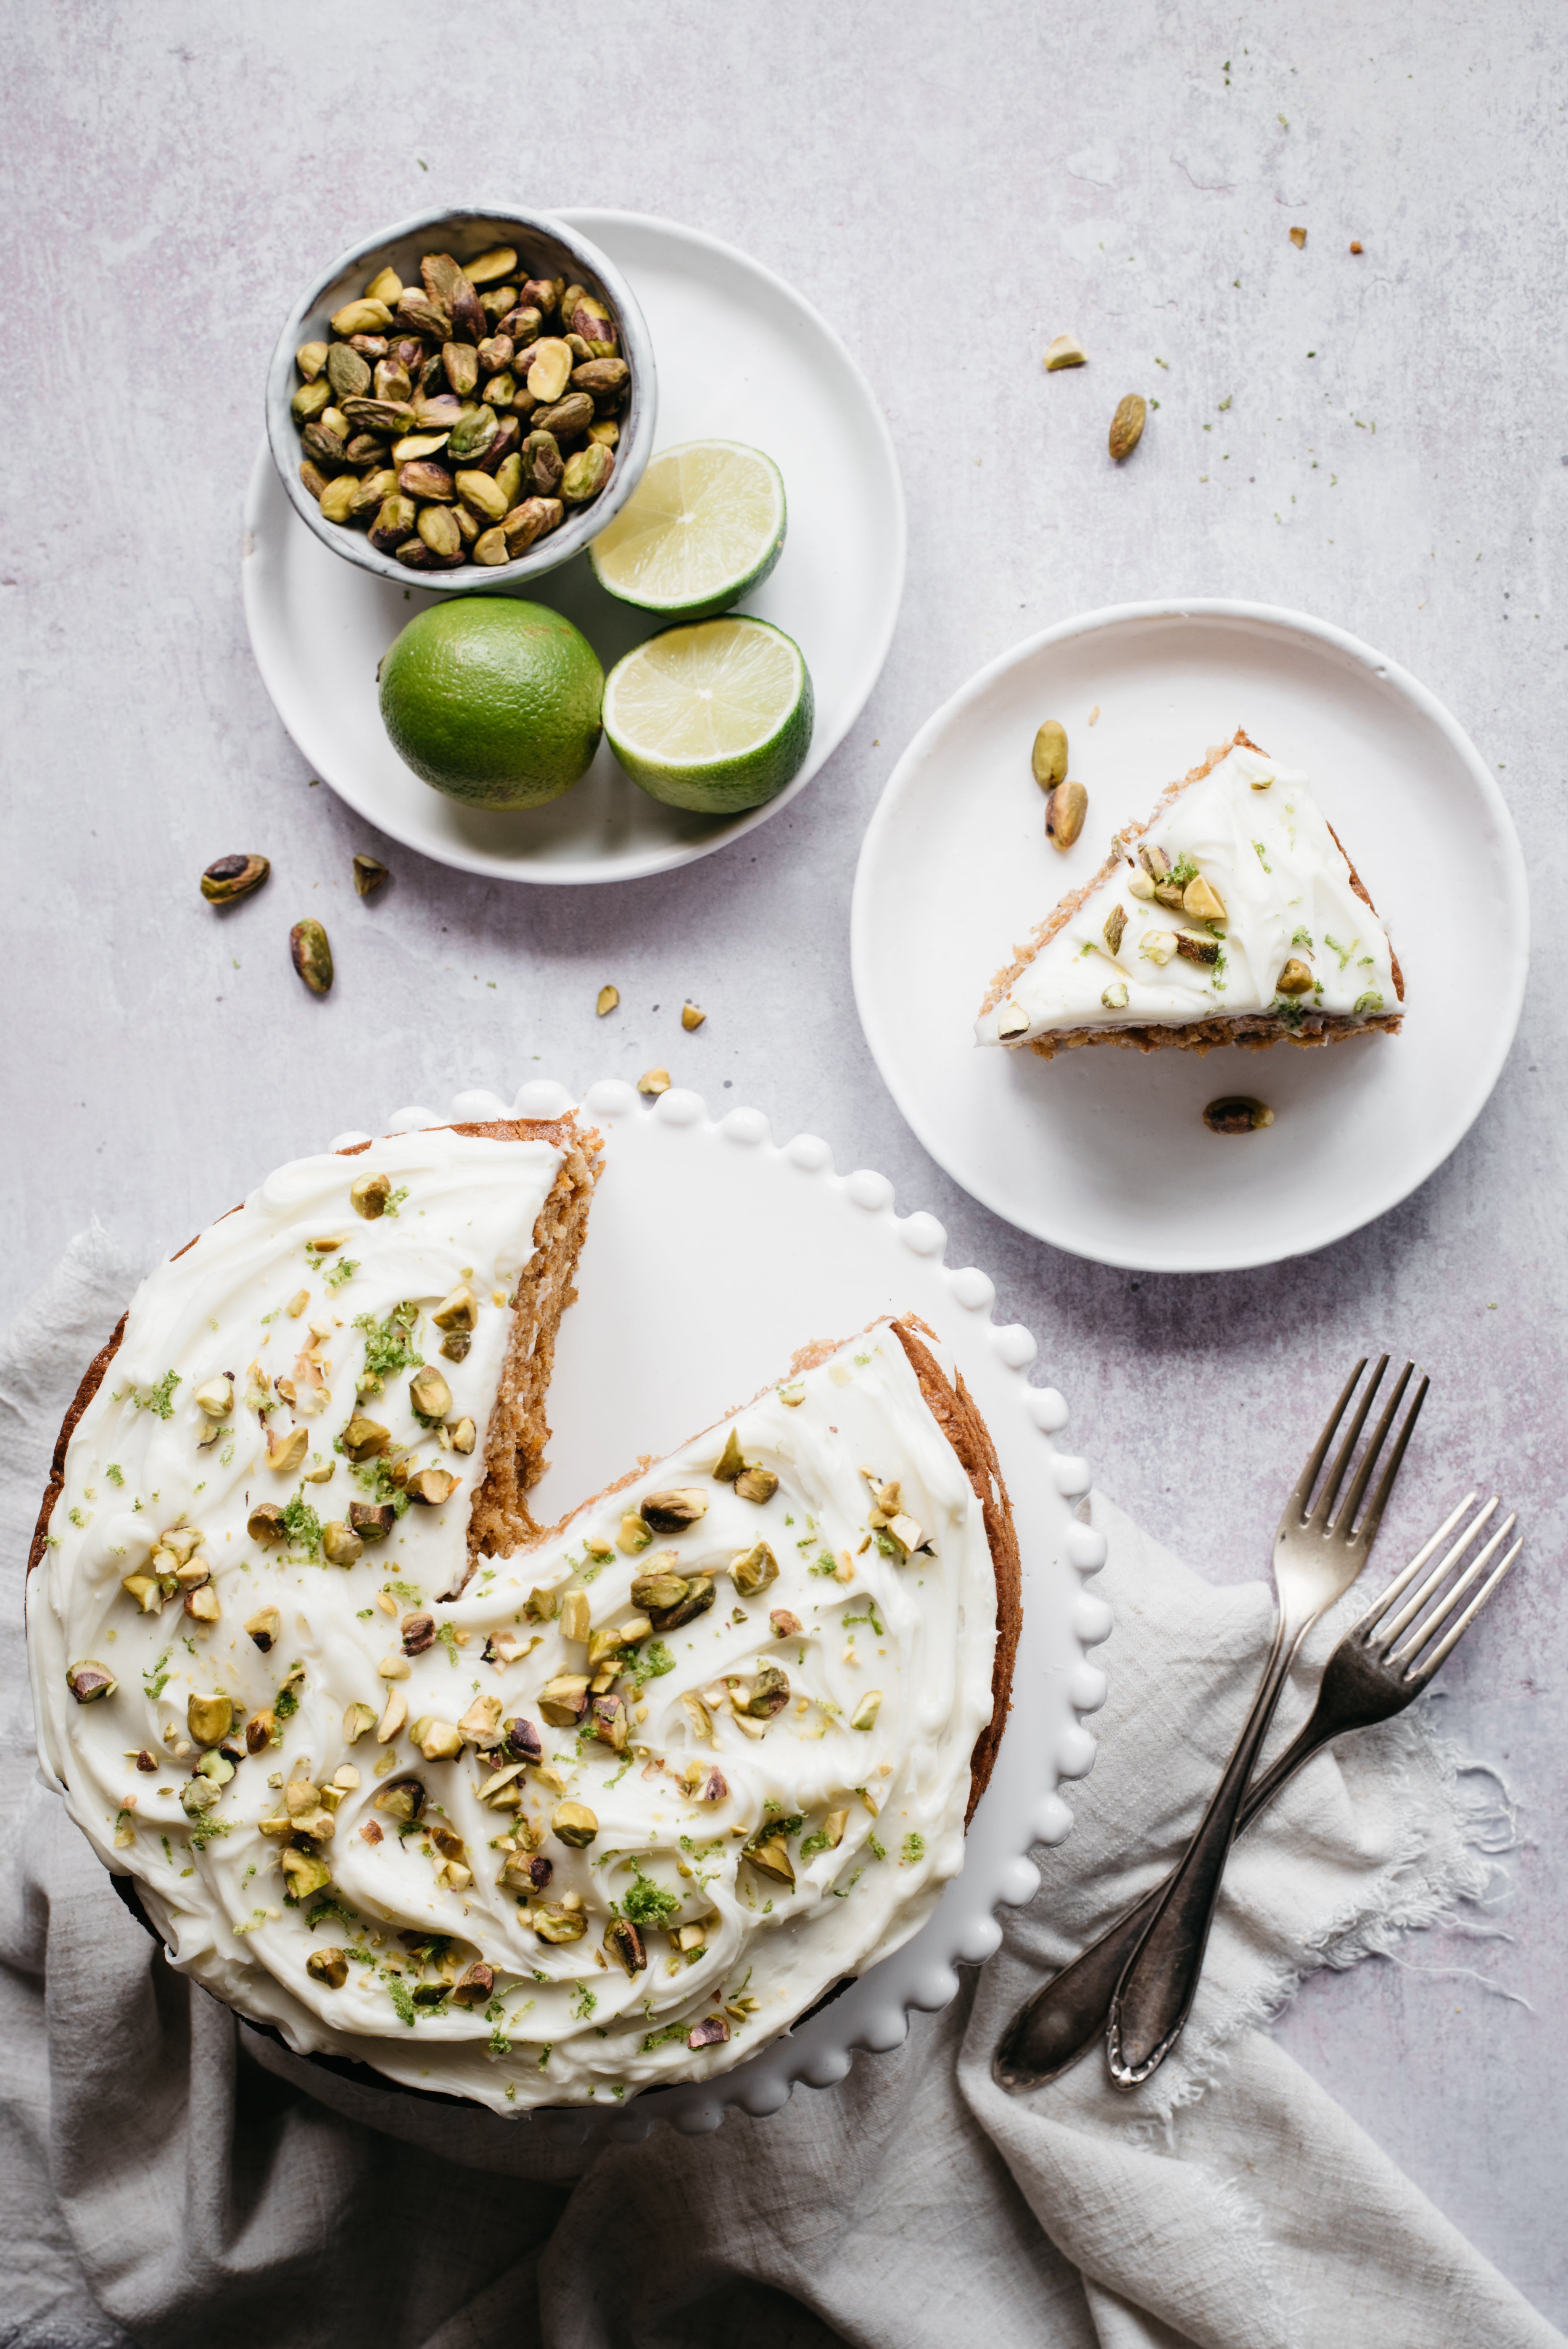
left=264, top=203, right=655, bottom=592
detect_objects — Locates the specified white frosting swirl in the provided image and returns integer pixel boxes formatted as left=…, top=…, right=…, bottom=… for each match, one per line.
left=977, top=742, right=1399, bottom=1045
left=29, top=1128, right=997, bottom=2112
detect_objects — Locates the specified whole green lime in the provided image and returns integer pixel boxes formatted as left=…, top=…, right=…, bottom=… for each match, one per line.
left=378, top=598, right=604, bottom=809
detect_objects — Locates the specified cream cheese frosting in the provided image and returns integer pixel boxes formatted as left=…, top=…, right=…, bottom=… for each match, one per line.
left=29, top=1128, right=998, bottom=2113
left=977, top=740, right=1399, bottom=1048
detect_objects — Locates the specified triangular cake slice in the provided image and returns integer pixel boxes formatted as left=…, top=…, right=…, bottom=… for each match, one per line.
left=977, top=730, right=1405, bottom=1059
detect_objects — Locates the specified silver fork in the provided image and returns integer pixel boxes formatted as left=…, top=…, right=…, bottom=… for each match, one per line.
left=1104, top=1355, right=1426, bottom=2087
left=995, top=1489, right=1521, bottom=2092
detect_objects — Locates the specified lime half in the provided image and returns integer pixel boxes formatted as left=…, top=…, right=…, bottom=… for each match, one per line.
left=604, top=618, right=813, bottom=814
left=589, top=441, right=787, bottom=620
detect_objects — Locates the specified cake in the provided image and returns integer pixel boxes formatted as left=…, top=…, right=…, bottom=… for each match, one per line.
left=27, top=1117, right=1018, bottom=2112
left=976, top=730, right=1405, bottom=1059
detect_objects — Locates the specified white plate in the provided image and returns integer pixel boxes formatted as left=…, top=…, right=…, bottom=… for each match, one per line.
left=242, top=210, right=905, bottom=885
left=851, top=602, right=1529, bottom=1274
left=301, top=1076, right=1110, bottom=2140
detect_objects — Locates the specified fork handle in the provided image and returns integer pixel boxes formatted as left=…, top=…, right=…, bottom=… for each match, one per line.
left=993, top=1695, right=1335, bottom=2091
left=1106, top=1630, right=1296, bottom=2085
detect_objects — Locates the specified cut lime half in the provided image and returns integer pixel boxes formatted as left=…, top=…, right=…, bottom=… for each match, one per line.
left=589, top=441, right=787, bottom=620
left=604, top=618, right=813, bottom=814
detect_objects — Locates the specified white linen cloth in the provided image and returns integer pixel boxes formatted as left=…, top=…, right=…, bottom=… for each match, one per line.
left=0, top=1228, right=1557, bottom=2349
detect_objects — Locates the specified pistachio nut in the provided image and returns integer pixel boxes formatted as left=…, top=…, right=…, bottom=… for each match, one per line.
left=391, top=433, right=449, bottom=466
left=1175, top=932, right=1220, bottom=966
left=317, top=474, right=358, bottom=526
left=501, top=1713, right=544, bottom=1763
left=187, top=1691, right=232, bottom=1748
left=604, top=1916, right=647, bottom=1977
left=442, top=341, right=479, bottom=398
left=393, top=289, right=450, bottom=340
left=413, top=390, right=465, bottom=431
left=290, top=918, right=333, bottom=996
left=341, top=1414, right=390, bottom=1463
left=377, top=1687, right=407, bottom=1739
left=503, top=496, right=563, bottom=556
left=457, top=246, right=515, bottom=290
left=401, top=1611, right=436, bottom=1657
left=66, top=1660, right=116, bottom=1704
left=446, top=404, right=499, bottom=463
left=348, top=467, right=398, bottom=519
left=240, top=1708, right=274, bottom=1755
left=416, top=505, right=463, bottom=560
left=500, top=302, right=542, bottom=345
left=318, top=404, right=350, bottom=440
left=361, top=265, right=402, bottom=308
left=281, top=1848, right=332, bottom=1901
left=472, top=526, right=508, bottom=566
left=490, top=451, right=523, bottom=512
left=734, top=1465, right=779, bottom=1505
left=306, top=1947, right=349, bottom=1990
left=245, top=1606, right=281, bottom=1653
left=373, top=1777, right=425, bottom=1820
left=769, top=1607, right=802, bottom=1640
left=1102, top=979, right=1130, bottom=1010
left=322, top=1520, right=363, bottom=1568
left=525, top=339, right=573, bottom=403
left=264, top=1424, right=309, bottom=1474
left=247, top=1502, right=286, bottom=1546
left=642, top=1488, right=710, bottom=1532
left=531, top=391, right=596, bottom=439
left=180, top=1776, right=220, bottom=1821
left=1044, top=779, right=1088, bottom=850
left=394, top=538, right=436, bottom=570
left=373, top=357, right=414, bottom=406
left=631, top=1565, right=690, bottom=1614
left=568, top=291, right=618, bottom=352
left=731, top=1541, right=779, bottom=1599
left=518, top=276, right=559, bottom=316
left=369, top=492, right=417, bottom=552
left=455, top=467, right=509, bottom=523
left=1101, top=903, right=1128, bottom=959
left=409, top=1365, right=452, bottom=1423
left=745, top=1663, right=790, bottom=1721
left=743, top=1832, right=795, bottom=1888
left=299, top=422, right=344, bottom=470
left=325, top=341, right=372, bottom=402
left=1276, top=957, right=1315, bottom=996
left=121, top=1574, right=163, bottom=1613
left=1032, top=719, right=1069, bottom=792
left=348, top=1501, right=395, bottom=1541
left=449, top=1961, right=496, bottom=2010
left=560, top=443, right=613, bottom=504
left=200, top=852, right=270, bottom=910
left=343, top=1701, right=377, bottom=1744
left=1043, top=332, right=1089, bottom=370
left=587, top=420, right=620, bottom=449
left=331, top=296, right=394, bottom=338
left=1183, top=874, right=1227, bottom=922
left=350, top=1169, right=391, bottom=1220
left=411, top=1715, right=464, bottom=1761
left=352, top=853, right=390, bottom=897
left=648, top=1575, right=715, bottom=1633
left=522, top=430, right=564, bottom=496
left=533, top=1901, right=587, bottom=1943
left=571, top=355, right=629, bottom=400
left=296, top=340, right=330, bottom=383
left=1203, top=1095, right=1275, bottom=1135
left=291, top=378, right=333, bottom=425
left=618, top=1513, right=653, bottom=1552
left=850, top=1689, right=884, bottom=1732
left=395, top=460, right=453, bottom=507
left=407, top=1465, right=459, bottom=1506
left=590, top=1692, right=629, bottom=1751
left=1109, top=393, right=1147, bottom=461
left=431, top=1283, right=478, bottom=1332
left=538, top=1674, right=590, bottom=1727
left=820, top=1808, right=850, bottom=1851
left=552, top=1800, right=598, bottom=1849
left=478, top=333, right=515, bottom=375
left=299, top=459, right=330, bottom=501
left=419, top=251, right=469, bottom=311
left=559, top=1588, right=592, bottom=1644
left=458, top=1694, right=502, bottom=1747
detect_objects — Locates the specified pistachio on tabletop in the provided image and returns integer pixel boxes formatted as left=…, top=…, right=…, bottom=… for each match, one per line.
left=201, top=853, right=270, bottom=906
left=293, top=244, right=628, bottom=567
left=290, top=918, right=333, bottom=995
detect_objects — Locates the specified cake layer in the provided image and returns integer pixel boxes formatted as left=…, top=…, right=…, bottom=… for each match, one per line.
left=977, top=732, right=1404, bottom=1058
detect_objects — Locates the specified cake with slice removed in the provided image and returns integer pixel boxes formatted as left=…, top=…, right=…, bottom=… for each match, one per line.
left=977, top=729, right=1404, bottom=1059
left=27, top=1117, right=1016, bottom=2113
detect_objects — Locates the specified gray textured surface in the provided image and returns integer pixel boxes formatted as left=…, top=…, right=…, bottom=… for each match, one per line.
left=3, top=0, right=1563, bottom=2328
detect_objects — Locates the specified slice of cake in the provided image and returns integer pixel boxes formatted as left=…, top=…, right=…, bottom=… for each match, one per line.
left=976, top=729, right=1404, bottom=1059
left=29, top=1123, right=1016, bottom=2114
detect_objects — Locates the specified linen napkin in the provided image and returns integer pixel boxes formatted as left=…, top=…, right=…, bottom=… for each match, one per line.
left=0, top=1229, right=1557, bottom=2349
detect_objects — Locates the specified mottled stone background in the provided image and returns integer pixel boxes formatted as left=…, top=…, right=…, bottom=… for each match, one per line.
left=4, top=0, right=1563, bottom=2324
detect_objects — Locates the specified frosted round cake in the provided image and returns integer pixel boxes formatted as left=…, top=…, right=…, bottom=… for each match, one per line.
left=28, top=1116, right=1019, bottom=2112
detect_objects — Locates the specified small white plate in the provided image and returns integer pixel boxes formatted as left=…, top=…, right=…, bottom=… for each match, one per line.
left=852, top=602, right=1529, bottom=1274
left=242, top=210, right=905, bottom=885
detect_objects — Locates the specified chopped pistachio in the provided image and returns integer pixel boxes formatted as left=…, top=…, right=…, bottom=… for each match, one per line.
left=637, top=1067, right=671, bottom=1097
left=596, top=984, right=619, bottom=1016
left=681, top=1001, right=705, bottom=1031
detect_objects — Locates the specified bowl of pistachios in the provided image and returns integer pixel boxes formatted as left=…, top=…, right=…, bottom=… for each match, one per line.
left=265, top=204, right=656, bottom=590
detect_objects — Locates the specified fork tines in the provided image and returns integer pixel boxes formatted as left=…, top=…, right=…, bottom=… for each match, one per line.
left=1288, top=1355, right=1430, bottom=1551
left=1353, top=1492, right=1524, bottom=1684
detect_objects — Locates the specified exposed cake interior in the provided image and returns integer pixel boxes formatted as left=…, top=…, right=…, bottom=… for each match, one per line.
left=977, top=729, right=1405, bottom=1060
